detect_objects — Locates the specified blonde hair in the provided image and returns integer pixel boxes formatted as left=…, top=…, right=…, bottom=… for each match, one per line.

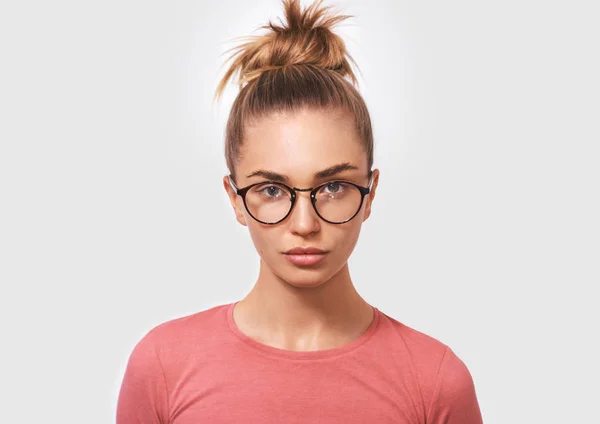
left=215, top=0, right=374, bottom=184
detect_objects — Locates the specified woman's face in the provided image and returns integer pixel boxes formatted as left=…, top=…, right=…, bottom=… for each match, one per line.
left=223, top=107, right=379, bottom=288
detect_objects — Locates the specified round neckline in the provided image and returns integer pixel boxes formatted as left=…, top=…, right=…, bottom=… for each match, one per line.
left=225, top=301, right=381, bottom=360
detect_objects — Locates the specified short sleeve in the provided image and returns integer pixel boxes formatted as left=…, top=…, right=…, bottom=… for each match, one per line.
left=116, top=329, right=169, bottom=424
left=426, top=347, right=483, bottom=424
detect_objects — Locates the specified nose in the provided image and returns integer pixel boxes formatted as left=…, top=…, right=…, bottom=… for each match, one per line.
left=288, top=190, right=321, bottom=234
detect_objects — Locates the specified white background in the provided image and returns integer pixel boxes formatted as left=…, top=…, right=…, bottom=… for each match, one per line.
left=1, top=0, right=598, bottom=422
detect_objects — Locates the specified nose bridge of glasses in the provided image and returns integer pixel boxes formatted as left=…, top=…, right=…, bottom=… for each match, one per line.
left=287, top=187, right=319, bottom=222
left=292, top=186, right=315, bottom=196
left=291, top=186, right=316, bottom=207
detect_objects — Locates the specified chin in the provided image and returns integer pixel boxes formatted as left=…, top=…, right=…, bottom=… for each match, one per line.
left=278, top=262, right=344, bottom=288
left=282, top=275, right=330, bottom=289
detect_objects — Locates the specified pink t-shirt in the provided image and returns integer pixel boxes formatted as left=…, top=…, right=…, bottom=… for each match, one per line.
left=117, top=302, right=483, bottom=423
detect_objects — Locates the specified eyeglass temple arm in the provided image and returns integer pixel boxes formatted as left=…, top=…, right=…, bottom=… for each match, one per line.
left=228, top=175, right=239, bottom=192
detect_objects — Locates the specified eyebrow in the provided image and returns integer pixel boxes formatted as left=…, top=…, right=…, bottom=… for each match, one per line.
left=245, top=162, right=360, bottom=183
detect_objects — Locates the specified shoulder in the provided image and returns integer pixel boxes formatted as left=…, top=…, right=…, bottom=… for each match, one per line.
left=425, top=346, right=483, bottom=423
left=379, top=309, right=477, bottom=382
left=130, top=303, right=230, bottom=359
left=429, top=345, right=478, bottom=401
left=117, top=305, right=229, bottom=422
left=378, top=310, right=450, bottom=367
left=377, top=311, right=483, bottom=423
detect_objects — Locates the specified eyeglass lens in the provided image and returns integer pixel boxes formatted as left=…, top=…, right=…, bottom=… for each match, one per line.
left=245, top=181, right=363, bottom=224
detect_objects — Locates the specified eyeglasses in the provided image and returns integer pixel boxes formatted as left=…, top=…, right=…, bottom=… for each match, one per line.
left=228, top=171, right=374, bottom=225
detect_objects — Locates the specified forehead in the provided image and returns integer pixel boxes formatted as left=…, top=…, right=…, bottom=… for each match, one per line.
left=240, top=108, right=367, bottom=183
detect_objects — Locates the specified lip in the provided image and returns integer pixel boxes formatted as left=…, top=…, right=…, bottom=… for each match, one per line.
left=283, top=246, right=328, bottom=266
left=284, top=246, right=327, bottom=255
left=283, top=253, right=327, bottom=266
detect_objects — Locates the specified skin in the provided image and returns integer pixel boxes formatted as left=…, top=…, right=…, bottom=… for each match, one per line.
left=222, top=107, right=380, bottom=352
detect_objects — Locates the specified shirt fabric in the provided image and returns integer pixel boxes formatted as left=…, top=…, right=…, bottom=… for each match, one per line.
left=117, top=302, right=483, bottom=423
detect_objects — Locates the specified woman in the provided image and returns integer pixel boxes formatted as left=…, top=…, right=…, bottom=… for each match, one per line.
left=117, top=1, right=483, bottom=422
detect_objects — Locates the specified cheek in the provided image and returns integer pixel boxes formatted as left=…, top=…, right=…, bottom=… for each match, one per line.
left=335, top=224, right=362, bottom=256
left=246, top=222, right=279, bottom=257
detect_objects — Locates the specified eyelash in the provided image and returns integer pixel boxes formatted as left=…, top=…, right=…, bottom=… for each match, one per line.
left=257, top=181, right=348, bottom=195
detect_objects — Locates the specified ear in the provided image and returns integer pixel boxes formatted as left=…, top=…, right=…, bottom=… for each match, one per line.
left=362, top=169, right=379, bottom=222
left=222, top=175, right=248, bottom=227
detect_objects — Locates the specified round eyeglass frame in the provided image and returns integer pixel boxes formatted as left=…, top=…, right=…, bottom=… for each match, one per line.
left=228, top=171, right=374, bottom=225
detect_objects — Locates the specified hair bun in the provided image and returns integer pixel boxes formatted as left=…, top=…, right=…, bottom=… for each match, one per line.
left=216, top=0, right=357, bottom=98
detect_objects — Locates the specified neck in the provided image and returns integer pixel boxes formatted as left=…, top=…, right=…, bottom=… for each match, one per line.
left=233, top=260, right=374, bottom=351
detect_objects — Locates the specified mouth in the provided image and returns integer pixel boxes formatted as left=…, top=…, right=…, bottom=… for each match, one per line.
left=283, top=252, right=327, bottom=266
left=284, top=246, right=327, bottom=255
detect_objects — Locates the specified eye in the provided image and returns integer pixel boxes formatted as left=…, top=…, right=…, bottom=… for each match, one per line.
left=324, top=182, right=341, bottom=193
left=261, top=186, right=280, bottom=196
left=256, top=184, right=286, bottom=198
left=319, top=181, right=349, bottom=197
